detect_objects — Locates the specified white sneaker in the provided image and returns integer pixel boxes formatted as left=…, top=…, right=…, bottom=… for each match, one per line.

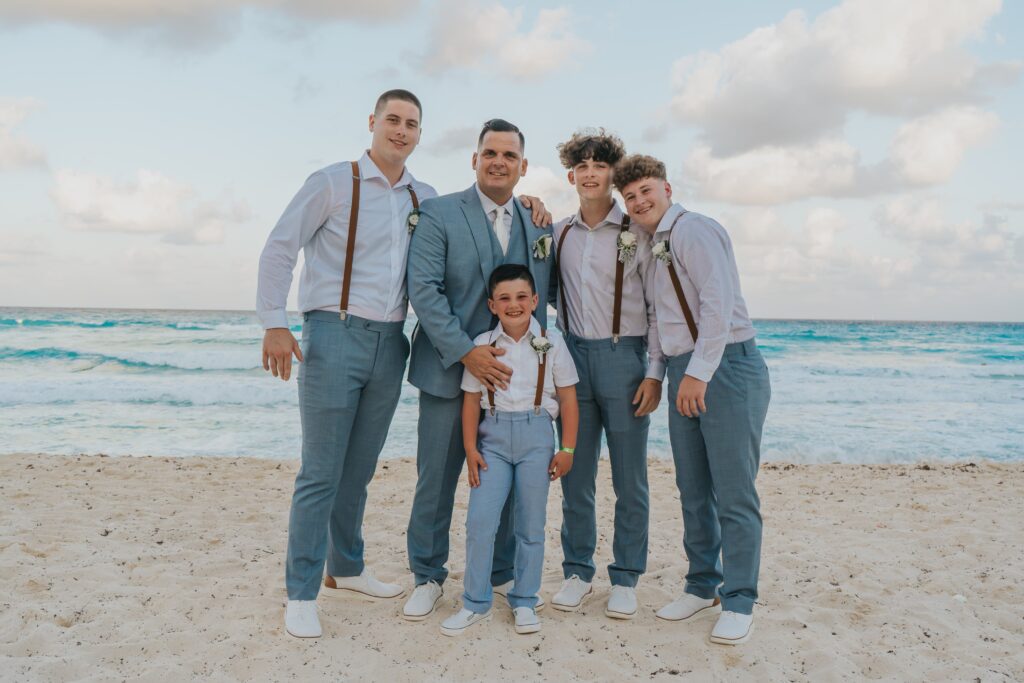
left=492, top=580, right=546, bottom=611
left=655, top=593, right=721, bottom=622
left=324, top=568, right=404, bottom=599
left=605, top=585, right=637, bottom=620
left=710, top=611, right=754, bottom=645
left=440, top=608, right=491, bottom=636
left=513, top=607, right=541, bottom=634
left=284, top=600, right=321, bottom=638
left=402, top=580, right=443, bottom=621
left=551, top=575, right=592, bottom=612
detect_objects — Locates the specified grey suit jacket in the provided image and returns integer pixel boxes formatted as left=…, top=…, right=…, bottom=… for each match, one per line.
left=407, top=185, right=554, bottom=399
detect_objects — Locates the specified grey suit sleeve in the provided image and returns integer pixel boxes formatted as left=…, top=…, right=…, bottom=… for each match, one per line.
left=407, top=203, right=477, bottom=369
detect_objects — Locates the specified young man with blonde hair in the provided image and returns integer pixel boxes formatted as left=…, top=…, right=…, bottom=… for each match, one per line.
left=614, top=154, right=771, bottom=645
left=549, top=130, right=663, bottom=619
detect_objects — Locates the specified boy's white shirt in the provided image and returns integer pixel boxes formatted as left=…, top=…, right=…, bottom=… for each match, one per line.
left=461, top=315, right=579, bottom=419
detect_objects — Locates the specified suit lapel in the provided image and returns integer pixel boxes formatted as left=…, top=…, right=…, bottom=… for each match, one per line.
left=459, top=186, right=495, bottom=287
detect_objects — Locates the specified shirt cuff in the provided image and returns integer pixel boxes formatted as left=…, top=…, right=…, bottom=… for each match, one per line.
left=684, top=356, right=717, bottom=383
left=443, top=338, right=479, bottom=370
left=259, top=309, right=290, bottom=330
left=645, top=358, right=666, bottom=382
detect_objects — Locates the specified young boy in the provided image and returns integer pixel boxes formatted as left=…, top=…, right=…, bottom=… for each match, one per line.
left=614, top=154, right=771, bottom=645
left=440, top=264, right=579, bottom=637
left=550, top=130, right=663, bottom=619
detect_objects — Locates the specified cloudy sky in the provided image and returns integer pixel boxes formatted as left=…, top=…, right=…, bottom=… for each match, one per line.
left=1, top=0, right=1021, bottom=320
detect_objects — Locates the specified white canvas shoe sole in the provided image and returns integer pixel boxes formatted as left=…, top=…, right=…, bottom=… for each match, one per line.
left=440, top=612, right=491, bottom=636
left=656, top=598, right=722, bottom=622
left=710, top=621, right=753, bottom=645
left=551, top=586, right=593, bottom=612
left=604, top=604, right=637, bottom=620
left=323, top=576, right=404, bottom=600
left=514, top=620, right=542, bottom=634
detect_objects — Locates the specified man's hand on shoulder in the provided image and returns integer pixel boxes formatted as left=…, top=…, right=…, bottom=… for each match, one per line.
left=462, top=345, right=512, bottom=392
left=519, top=195, right=553, bottom=227
left=263, top=328, right=303, bottom=381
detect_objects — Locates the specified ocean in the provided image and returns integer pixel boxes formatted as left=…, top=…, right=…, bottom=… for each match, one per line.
left=1, top=307, right=1021, bottom=463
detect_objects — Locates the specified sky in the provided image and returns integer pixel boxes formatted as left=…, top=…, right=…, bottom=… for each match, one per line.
left=0, top=0, right=1021, bottom=321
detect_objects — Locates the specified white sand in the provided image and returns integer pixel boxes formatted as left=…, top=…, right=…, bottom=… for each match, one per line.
left=1, top=454, right=1022, bottom=682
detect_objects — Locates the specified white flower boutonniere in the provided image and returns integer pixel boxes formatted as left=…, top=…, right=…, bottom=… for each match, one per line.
left=617, top=231, right=637, bottom=264
left=530, top=335, right=553, bottom=363
left=532, top=234, right=553, bottom=260
left=652, top=239, right=672, bottom=264
left=407, top=209, right=420, bottom=234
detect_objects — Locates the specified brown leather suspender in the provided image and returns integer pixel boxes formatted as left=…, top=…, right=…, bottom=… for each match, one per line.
left=611, top=216, right=630, bottom=343
left=338, top=160, right=419, bottom=320
left=487, top=328, right=547, bottom=416
left=555, top=215, right=630, bottom=342
left=664, top=212, right=699, bottom=342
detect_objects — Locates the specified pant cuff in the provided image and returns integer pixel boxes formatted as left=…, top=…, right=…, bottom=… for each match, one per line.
left=720, top=596, right=755, bottom=615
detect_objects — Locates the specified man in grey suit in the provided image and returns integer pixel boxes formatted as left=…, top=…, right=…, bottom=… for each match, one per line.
left=403, top=119, right=556, bottom=619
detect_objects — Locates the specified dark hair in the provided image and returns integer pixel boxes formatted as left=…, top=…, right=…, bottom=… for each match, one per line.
left=487, top=264, right=535, bottom=297
left=478, top=118, right=525, bottom=151
left=374, top=89, right=422, bottom=120
left=613, top=154, right=667, bottom=193
left=557, top=128, right=626, bottom=169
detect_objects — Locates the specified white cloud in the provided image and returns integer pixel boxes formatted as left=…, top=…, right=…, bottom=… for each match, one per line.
left=670, top=0, right=1015, bottom=154
left=515, top=165, right=577, bottom=221
left=0, top=232, right=48, bottom=266
left=51, top=168, right=250, bottom=244
left=890, top=106, right=999, bottom=185
left=684, top=139, right=862, bottom=205
left=422, top=125, right=479, bottom=156
left=0, top=0, right=419, bottom=47
left=417, top=1, right=589, bottom=81
left=0, top=98, right=46, bottom=171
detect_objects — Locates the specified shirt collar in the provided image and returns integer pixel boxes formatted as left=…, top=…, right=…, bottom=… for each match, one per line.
left=653, top=202, right=686, bottom=236
left=475, top=184, right=515, bottom=218
left=490, top=315, right=543, bottom=344
left=573, top=200, right=625, bottom=231
left=359, top=150, right=415, bottom=189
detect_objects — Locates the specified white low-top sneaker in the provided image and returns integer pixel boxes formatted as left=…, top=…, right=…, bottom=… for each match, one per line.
left=324, top=568, right=404, bottom=599
left=710, top=611, right=754, bottom=645
left=492, top=580, right=546, bottom=611
left=605, top=585, right=638, bottom=620
left=551, top=575, right=592, bottom=612
left=655, top=594, right=721, bottom=622
left=403, top=580, right=443, bottom=621
left=284, top=600, right=322, bottom=638
left=513, top=607, right=541, bottom=634
left=440, top=608, right=491, bottom=637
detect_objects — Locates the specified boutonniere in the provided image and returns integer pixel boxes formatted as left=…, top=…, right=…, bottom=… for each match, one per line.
left=530, top=335, right=553, bottom=362
left=407, top=208, right=420, bottom=234
left=617, top=231, right=637, bottom=264
left=532, top=234, right=553, bottom=260
left=652, top=239, right=672, bottom=264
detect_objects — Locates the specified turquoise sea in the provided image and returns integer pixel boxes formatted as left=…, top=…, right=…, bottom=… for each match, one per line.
left=1, top=307, right=1022, bottom=463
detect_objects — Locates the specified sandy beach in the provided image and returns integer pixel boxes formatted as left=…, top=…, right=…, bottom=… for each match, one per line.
left=1, top=453, right=1022, bottom=682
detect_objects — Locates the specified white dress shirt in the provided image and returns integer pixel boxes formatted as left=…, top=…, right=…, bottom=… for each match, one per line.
left=256, top=151, right=437, bottom=329
left=553, top=202, right=666, bottom=381
left=461, top=316, right=579, bottom=419
left=475, top=184, right=514, bottom=255
left=652, top=203, right=756, bottom=383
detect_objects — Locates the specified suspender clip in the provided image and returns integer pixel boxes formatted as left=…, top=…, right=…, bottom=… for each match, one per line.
left=534, top=405, right=541, bottom=416
left=489, top=405, right=495, bottom=417
left=612, top=334, right=619, bottom=344
left=339, top=310, right=348, bottom=320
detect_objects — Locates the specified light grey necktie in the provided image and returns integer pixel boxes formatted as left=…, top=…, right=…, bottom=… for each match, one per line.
left=492, top=207, right=509, bottom=254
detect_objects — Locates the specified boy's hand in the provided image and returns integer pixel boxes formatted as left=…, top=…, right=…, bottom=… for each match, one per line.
left=467, top=449, right=488, bottom=487
left=549, top=450, right=573, bottom=480
left=675, top=375, right=707, bottom=417
left=632, top=378, right=662, bottom=416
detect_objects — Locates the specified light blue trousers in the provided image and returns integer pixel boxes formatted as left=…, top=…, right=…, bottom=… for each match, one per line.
left=463, top=410, right=554, bottom=613
left=558, top=335, right=650, bottom=587
left=666, top=338, right=770, bottom=615
left=407, top=392, right=515, bottom=587
left=285, top=311, right=408, bottom=600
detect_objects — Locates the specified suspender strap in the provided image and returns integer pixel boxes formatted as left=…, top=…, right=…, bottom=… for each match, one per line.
left=611, top=216, right=630, bottom=343
left=339, top=161, right=361, bottom=320
left=665, top=213, right=699, bottom=342
left=533, top=328, right=547, bottom=415
left=555, top=222, right=573, bottom=334
left=407, top=184, right=419, bottom=210
left=485, top=329, right=547, bottom=416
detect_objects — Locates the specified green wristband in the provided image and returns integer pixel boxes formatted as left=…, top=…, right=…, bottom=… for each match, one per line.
left=559, top=446, right=575, bottom=455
